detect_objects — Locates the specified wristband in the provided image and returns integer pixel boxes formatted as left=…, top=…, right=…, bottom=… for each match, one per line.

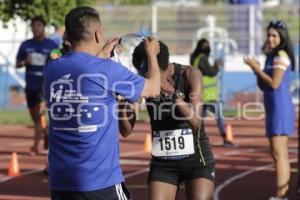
left=172, top=90, right=185, bottom=102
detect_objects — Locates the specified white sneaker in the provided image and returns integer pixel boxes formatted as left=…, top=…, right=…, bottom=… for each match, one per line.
left=268, top=197, right=289, bottom=200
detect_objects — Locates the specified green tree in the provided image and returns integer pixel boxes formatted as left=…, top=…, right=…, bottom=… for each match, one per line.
left=0, top=0, right=96, bottom=26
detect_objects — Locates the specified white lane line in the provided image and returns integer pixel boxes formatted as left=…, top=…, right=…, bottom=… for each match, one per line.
left=0, top=140, right=31, bottom=149
left=0, top=152, right=148, bottom=182
left=120, top=159, right=148, bottom=165
left=0, top=140, right=32, bottom=161
left=122, top=148, right=261, bottom=179
left=127, top=184, right=186, bottom=189
left=213, top=159, right=297, bottom=200
left=126, top=185, right=147, bottom=189
left=245, top=148, right=257, bottom=153
left=223, top=151, right=243, bottom=156
left=0, top=153, right=31, bottom=161
left=124, top=168, right=149, bottom=178
left=9, top=141, right=32, bottom=147
left=0, top=155, right=12, bottom=161
left=0, top=194, right=50, bottom=200
left=121, top=148, right=257, bottom=179
left=120, top=150, right=146, bottom=157
left=214, top=148, right=257, bottom=159
left=0, top=168, right=44, bottom=183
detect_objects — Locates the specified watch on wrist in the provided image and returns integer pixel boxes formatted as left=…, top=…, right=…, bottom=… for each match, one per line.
left=173, top=90, right=185, bottom=101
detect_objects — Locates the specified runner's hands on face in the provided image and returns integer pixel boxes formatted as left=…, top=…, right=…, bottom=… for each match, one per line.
left=160, top=74, right=175, bottom=94
left=98, top=37, right=119, bottom=58
left=144, top=37, right=160, bottom=56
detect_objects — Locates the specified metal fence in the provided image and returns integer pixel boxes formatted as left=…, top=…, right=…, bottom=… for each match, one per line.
left=98, top=4, right=299, bottom=55
left=0, top=4, right=299, bottom=109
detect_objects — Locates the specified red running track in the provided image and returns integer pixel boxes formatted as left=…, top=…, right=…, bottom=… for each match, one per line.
left=0, top=118, right=298, bottom=200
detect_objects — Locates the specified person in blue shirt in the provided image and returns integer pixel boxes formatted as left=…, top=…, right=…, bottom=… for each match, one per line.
left=16, top=16, right=58, bottom=154
left=244, top=20, right=295, bottom=200
left=44, top=6, right=160, bottom=200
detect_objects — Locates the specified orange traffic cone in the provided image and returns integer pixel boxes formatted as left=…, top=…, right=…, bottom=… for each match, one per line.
left=144, top=133, right=152, bottom=153
left=8, top=152, right=21, bottom=177
left=225, top=124, right=234, bottom=143
left=41, top=115, right=47, bottom=129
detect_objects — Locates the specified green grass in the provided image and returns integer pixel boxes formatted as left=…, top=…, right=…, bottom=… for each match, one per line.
left=0, top=108, right=263, bottom=126
left=137, top=109, right=150, bottom=121
left=0, top=109, right=150, bottom=125
left=224, top=109, right=264, bottom=118
left=137, top=108, right=264, bottom=121
left=0, top=109, right=33, bottom=125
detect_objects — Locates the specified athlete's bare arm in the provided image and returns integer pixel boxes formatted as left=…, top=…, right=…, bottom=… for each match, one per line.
left=118, top=100, right=136, bottom=137
left=141, top=38, right=161, bottom=98
left=174, top=65, right=203, bottom=132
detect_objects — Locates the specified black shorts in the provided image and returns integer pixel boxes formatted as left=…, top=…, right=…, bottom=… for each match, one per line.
left=148, top=156, right=215, bottom=186
left=25, top=88, right=44, bottom=108
left=51, top=182, right=131, bottom=200
left=148, top=135, right=215, bottom=186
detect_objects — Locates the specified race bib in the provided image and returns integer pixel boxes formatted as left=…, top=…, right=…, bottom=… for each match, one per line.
left=152, top=129, right=194, bottom=158
left=30, top=52, right=47, bottom=66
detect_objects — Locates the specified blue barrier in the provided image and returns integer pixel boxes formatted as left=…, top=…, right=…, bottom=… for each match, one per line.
left=0, top=64, right=10, bottom=109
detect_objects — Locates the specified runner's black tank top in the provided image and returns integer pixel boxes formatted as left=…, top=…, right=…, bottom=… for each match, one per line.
left=146, top=63, right=189, bottom=130
left=146, top=63, right=212, bottom=164
left=146, top=63, right=205, bottom=134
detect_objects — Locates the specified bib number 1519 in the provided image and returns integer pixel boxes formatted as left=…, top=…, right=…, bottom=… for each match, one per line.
left=159, top=136, right=185, bottom=151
